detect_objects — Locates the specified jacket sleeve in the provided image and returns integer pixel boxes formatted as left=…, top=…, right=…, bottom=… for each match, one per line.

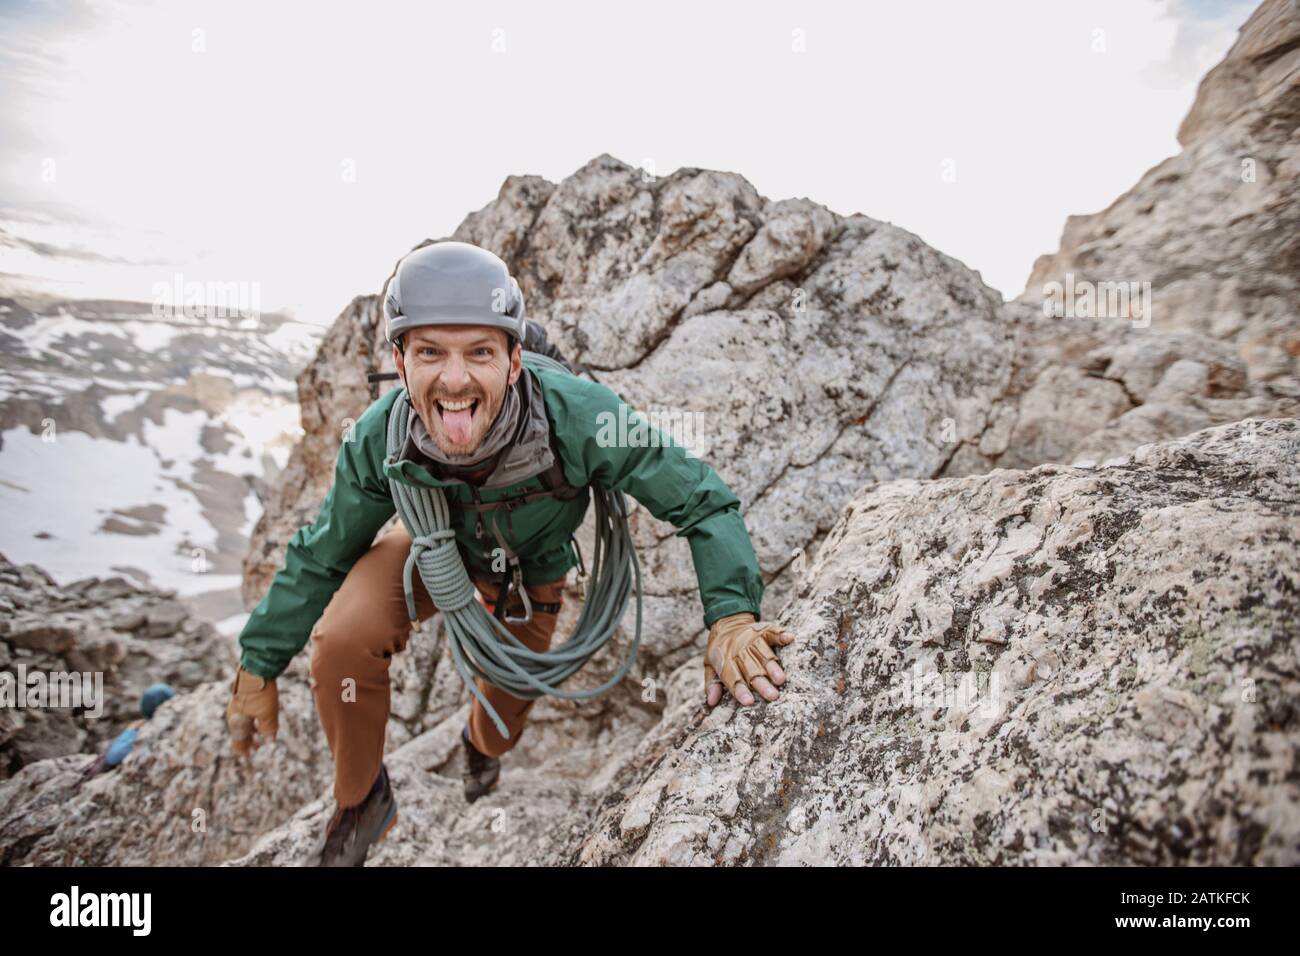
left=547, top=375, right=764, bottom=630
left=237, top=394, right=398, bottom=680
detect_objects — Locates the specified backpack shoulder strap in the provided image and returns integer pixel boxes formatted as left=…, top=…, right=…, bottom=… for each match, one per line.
left=383, top=389, right=423, bottom=543
left=535, top=420, right=581, bottom=500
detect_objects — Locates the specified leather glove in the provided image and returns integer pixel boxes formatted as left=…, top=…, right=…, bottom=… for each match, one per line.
left=704, top=612, right=795, bottom=707
left=226, top=666, right=279, bottom=755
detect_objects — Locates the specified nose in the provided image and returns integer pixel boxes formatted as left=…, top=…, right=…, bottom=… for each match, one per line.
left=439, top=351, right=471, bottom=392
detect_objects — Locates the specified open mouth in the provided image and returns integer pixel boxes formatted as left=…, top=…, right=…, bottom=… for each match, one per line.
left=436, top=398, right=480, bottom=418
left=436, top=397, right=481, bottom=445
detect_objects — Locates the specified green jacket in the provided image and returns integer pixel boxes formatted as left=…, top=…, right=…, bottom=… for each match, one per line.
left=238, top=353, right=765, bottom=680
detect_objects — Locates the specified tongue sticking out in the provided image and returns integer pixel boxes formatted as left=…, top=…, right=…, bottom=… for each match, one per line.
left=441, top=404, right=475, bottom=446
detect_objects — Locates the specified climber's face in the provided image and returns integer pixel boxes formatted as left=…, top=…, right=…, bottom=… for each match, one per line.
left=395, top=324, right=521, bottom=457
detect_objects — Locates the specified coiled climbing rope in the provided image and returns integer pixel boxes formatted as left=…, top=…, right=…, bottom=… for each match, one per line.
left=384, top=353, right=643, bottom=739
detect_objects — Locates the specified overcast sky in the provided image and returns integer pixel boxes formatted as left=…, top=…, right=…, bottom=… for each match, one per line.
left=0, top=0, right=1258, bottom=326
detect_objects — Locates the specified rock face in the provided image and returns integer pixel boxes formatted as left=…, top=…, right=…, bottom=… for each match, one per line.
left=2, top=3, right=1296, bottom=867
left=569, top=418, right=1300, bottom=865
left=0, top=679, right=332, bottom=866
left=0, top=554, right=231, bottom=780
left=0, top=554, right=331, bottom=867
left=1019, top=0, right=1298, bottom=388
left=228, top=418, right=1299, bottom=866
left=944, top=302, right=1300, bottom=477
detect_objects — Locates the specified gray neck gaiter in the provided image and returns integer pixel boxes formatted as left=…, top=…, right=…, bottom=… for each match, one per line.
left=404, top=364, right=555, bottom=489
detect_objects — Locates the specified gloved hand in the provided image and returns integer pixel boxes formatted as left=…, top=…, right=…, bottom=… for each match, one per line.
left=704, top=612, right=795, bottom=707
left=226, top=666, right=279, bottom=755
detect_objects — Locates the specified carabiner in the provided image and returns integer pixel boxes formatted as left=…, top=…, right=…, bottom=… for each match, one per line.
left=503, top=564, right=533, bottom=624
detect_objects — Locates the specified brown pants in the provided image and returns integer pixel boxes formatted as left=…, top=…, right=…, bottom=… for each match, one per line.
left=309, top=526, right=565, bottom=808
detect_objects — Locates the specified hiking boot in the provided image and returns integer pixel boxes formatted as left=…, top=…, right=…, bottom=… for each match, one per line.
left=312, top=763, right=398, bottom=866
left=462, top=724, right=500, bottom=803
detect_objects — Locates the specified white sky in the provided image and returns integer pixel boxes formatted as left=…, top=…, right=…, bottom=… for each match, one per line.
left=0, top=0, right=1257, bottom=326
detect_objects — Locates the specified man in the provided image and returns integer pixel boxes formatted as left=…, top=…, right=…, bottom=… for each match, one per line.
left=226, top=240, right=795, bottom=866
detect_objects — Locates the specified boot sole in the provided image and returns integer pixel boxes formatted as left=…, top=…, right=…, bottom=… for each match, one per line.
left=310, top=797, right=398, bottom=866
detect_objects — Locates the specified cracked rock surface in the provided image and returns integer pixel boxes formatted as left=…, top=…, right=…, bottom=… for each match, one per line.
left=564, top=418, right=1300, bottom=865
left=2, top=2, right=1296, bottom=866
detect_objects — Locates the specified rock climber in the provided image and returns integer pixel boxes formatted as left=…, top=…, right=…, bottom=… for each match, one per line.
left=225, top=240, right=795, bottom=866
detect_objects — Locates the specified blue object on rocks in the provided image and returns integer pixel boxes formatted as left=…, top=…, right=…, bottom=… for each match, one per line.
left=140, top=683, right=175, bottom=719
left=104, top=727, right=139, bottom=767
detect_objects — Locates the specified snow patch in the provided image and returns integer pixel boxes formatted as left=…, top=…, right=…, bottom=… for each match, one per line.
left=0, top=426, right=229, bottom=596
left=101, top=389, right=153, bottom=422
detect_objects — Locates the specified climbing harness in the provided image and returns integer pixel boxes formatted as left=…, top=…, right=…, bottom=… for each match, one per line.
left=378, top=352, right=643, bottom=739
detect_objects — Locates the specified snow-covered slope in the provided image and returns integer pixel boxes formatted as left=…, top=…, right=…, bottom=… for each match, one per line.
left=0, top=296, right=322, bottom=630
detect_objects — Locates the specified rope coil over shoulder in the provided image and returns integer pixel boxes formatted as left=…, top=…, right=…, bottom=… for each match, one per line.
left=384, top=354, right=643, bottom=739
